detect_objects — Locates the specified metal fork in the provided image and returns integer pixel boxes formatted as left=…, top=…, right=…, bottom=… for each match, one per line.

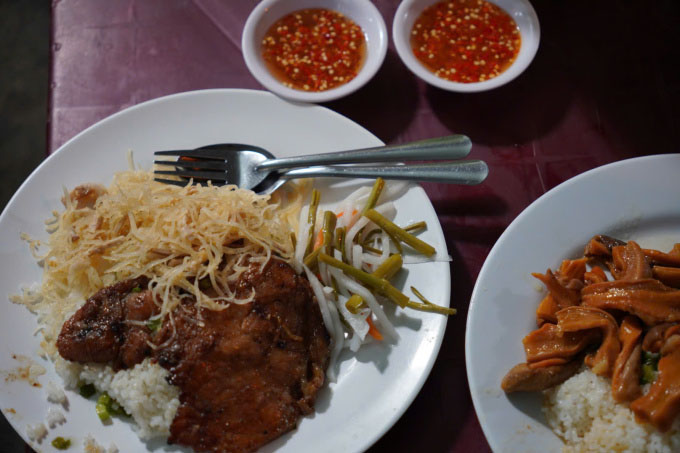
left=153, top=135, right=487, bottom=193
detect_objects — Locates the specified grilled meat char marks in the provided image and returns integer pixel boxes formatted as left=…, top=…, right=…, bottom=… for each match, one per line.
left=56, top=259, right=330, bottom=453
left=56, top=276, right=155, bottom=369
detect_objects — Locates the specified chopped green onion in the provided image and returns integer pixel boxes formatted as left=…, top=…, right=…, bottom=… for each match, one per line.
left=364, top=209, right=435, bottom=257
left=147, top=318, right=162, bottom=333
left=642, top=350, right=660, bottom=366
left=640, top=351, right=660, bottom=384
left=362, top=178, right=385, bottom=215
left=131, top=286, right=142, bottom=293
left=96, top=392, right=128, bottom=422
left=96, top=393, right=111, bottom=422
left=108, top=397, right=128, bottom=416
left=641, top=363, right=657, bottom=385
left=51, top=437, right=71, bottom=450
left=78, top=383, right=96, bottom=398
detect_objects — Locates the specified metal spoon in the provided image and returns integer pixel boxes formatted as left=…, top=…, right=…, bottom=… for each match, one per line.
left=154, top=135, right=471, bottom=186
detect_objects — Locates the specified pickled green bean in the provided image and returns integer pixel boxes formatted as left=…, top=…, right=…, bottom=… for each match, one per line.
left=373, top=254, right=403, bottom=280
left=404, top=221, right=427, bottom=233
left=318, top=253, right=409, bottom=307
left=362, top=178, right=385, bottom=215
left=345, top=294, right=365, bottom=314
left=364, top=209, right=435, bottom=256
left=305, top=189, right=321, bottom=256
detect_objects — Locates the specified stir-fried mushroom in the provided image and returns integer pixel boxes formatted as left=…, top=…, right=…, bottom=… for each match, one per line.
left=644, top=244, right=680, bottom=267
left=584, top=235, right=626, bottom=258
left=610, top=241, right=653, bottom=281
left=502, top=306, right=618, bottom=392
left=533, top=258, right=586, bottom=325
left=557, top=306, right=620, bottom=377
left=584, top=266, right=608, bottom=285
left=631, top=328, right=680, bottom=432
left=503, top=235, right=680, bottom=432
left=501, top=360, right=582, bottom=393
left=522, top=322, right=598, bottom=366
left=582, top=279, right=680, bottom=325
left=643, top=323, right=677, bottom=353
left=611, top=316, right=643, bottom=402
left=652, top=266, right=680, bottom=288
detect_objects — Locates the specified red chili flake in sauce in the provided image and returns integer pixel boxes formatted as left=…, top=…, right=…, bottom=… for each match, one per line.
left=261, top=8, right=366, bottom=92
left=411, top=0, right=521, bottom=83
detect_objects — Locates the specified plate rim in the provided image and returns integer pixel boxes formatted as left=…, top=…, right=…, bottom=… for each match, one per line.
left=0, top=88, right=451, bottom=453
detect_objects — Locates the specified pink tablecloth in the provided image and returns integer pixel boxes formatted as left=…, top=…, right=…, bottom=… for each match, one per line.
left=43, top=0, right=680, bottom=452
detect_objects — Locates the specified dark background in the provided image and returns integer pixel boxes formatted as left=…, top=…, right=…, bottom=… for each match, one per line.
left=0, top=1, right=48, bottom=210
left=2, top=0, right=680, bottom=452
left=0, top=1, right=48, bottom=451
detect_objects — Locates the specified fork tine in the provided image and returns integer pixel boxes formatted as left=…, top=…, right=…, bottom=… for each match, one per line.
left=153, top=177, right=227, bottom=187
left=153, top=177, right=191, bottom=187
left=155, top=169, right=229, bottom=182
left=154, top=160, right=230, bottom=171
left=154, top=149, right=230, bottom=159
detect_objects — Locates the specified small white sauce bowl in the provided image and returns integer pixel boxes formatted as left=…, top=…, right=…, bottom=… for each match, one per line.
left=242, top=0, right=388, bottom=103
left=393, top=0, right=540, bottom=92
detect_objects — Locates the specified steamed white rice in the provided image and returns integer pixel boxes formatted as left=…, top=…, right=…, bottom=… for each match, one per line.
left=543, top=368, right=680, bottom=452
left=84, top=434, right=119, bottom=453
left=55, top=356, right=180, bottom=439
left=46, top=407, right=66, bottom=428
left=26, top=422, right=48, bottom=443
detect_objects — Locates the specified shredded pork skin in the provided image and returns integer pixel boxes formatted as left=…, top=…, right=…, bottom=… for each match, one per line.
left=24, top=172, right=302, bottom=356
left=502, top=237, right=680, bottom=432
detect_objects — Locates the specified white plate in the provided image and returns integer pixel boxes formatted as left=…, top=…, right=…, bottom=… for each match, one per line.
left=0, top=89, right=450, bottom=453
left=466, top=154, right=680, bottom=452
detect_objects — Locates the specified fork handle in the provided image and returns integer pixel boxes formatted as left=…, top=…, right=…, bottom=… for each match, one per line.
left=278, top=160, right=488, bottom=185
left=256, top=135, right=472, bottom=172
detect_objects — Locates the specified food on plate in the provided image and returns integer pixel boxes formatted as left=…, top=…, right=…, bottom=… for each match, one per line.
left=58, top=261, right=329, bottom=452
left=410, top=0, right=521, bottom=83
left=261, top=8, right=366, bottom=92
left=51, top=436, right=71, bottom=450
left=14, top=167, right=453, bottom=452
left=502, top=235, right=680, bottom=451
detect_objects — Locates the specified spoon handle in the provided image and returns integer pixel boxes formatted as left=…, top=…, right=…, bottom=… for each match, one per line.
left=278, top=160, right=488, bottom=185
left=256, top=135, right=472, bottom=172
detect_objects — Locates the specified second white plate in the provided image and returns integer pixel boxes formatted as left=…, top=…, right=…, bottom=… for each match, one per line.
left=466, top=154, right=680, bottom=452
